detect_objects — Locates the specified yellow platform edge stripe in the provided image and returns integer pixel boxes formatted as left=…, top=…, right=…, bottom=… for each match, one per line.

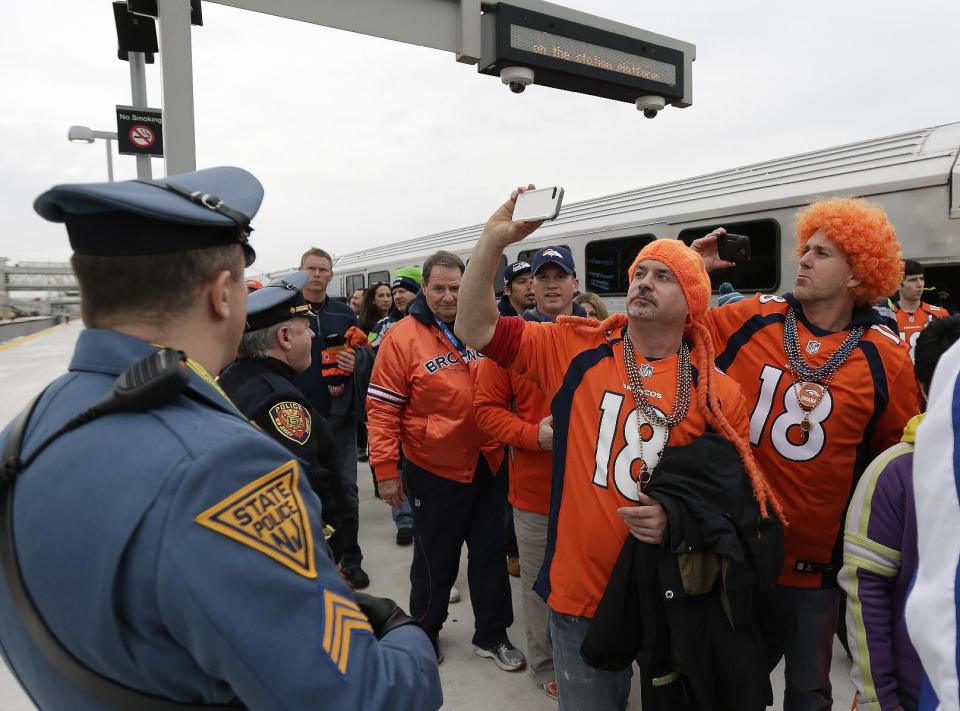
left=0, top=322, right=68, bottom=352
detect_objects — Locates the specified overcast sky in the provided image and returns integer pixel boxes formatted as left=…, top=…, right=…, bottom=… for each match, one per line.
left=2, top=0, right=959, bottom=274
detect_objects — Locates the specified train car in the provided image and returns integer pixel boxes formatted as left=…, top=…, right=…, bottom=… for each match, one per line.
left=290, top=122, right=960, bottom=312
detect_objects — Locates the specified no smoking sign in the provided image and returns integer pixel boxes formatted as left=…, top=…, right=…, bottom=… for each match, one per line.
left=116, top=105, right=163, bottom=156
left=128, top=124, right=155, bottom=149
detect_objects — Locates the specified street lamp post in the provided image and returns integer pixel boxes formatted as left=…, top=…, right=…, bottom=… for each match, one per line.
left=67, top=126, right=118, bottom=182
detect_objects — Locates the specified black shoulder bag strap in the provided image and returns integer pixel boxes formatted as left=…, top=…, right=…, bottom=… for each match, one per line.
left=0, top=351, right=245, bottom=710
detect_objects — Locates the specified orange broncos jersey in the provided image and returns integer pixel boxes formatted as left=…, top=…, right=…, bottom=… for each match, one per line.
left=894, top=301, right=947, bottom=361
left=485, top=317, right=749, bottom=618
left=702, top=293, right=919, bottom=588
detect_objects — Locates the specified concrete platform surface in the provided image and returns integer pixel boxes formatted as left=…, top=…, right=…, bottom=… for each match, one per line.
left=0, top=324, right=856, bottom=709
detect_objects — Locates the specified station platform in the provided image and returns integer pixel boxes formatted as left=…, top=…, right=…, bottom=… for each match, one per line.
left=0, top=324, right=856, bottom=710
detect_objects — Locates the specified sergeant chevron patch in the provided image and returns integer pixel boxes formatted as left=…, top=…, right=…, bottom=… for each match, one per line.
left=195, top=460, right=317, bottom=578
left=322, top=588, right=373, bottom=677
left=268, top=401, right=311, bottom=445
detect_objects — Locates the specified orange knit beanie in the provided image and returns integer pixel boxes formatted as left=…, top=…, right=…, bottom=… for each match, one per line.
left=628, top=239, right=711, bottom=325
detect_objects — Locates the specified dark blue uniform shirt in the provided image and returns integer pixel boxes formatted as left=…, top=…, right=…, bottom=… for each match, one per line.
left=0, top=329, right=441, bottom=710
left=293, top=297, right=373, bottom=420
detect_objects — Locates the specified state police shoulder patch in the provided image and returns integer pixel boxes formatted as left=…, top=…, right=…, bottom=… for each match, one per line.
left=195, top=460, right=318, bottom=579
left=268, top=401, right=311, bottom=445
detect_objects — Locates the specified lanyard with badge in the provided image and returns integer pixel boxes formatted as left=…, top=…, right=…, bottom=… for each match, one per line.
left=434, top=316, right=470, bottom=363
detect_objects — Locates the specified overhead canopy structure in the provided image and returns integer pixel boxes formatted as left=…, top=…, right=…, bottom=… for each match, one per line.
left=140, top=0, right=696, bottom=175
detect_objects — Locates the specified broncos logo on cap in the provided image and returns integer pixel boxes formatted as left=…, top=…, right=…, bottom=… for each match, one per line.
left=541, top=249, right=564, bottom=259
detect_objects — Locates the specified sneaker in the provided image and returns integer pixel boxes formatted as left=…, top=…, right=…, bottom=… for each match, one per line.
left=396, top=527, right=414, bottom=546
left=342, top=566, right=370, bottom=590
left=449, top=584, right=461, bottom=604
left=474, top=640, right=526, bottom=672
left=541, top=680, right=559, bottom=700
left=506, top=555, right=521, bottom=578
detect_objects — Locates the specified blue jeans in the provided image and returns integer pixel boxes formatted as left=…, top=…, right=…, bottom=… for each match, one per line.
left=549, top=609, right=632, bottom=711
left=391, top=498, right=413, bottom=530
left=779, top=586, right=841, bottom=711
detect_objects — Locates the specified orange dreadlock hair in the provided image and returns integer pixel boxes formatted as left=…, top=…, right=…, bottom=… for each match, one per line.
left=557, top=245, right=786, bottom=523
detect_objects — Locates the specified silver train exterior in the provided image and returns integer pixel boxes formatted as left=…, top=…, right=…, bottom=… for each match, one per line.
left=283, top=122, right=960, bottom=311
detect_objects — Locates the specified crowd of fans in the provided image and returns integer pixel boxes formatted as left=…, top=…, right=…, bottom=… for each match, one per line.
left=242, top=195, right=957, bottom=710
left=3, top=164, right=959, bottom=711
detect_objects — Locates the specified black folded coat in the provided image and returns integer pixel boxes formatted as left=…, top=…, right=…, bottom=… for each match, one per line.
left=580, top=433, right=796, bottom=711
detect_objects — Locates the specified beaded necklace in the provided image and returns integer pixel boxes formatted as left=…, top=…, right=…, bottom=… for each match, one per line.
left=782, top=306, right=864, bottom=435
left=622, top=331, right=692, bottom=493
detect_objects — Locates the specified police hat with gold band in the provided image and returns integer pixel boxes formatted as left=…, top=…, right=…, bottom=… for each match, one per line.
left=245, top=272, right=315, bottom=333
left=33, top=166, right=263, bottom=267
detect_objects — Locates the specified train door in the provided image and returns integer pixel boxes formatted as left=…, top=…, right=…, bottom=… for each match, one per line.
left=342, top=272, right=366, bottom=304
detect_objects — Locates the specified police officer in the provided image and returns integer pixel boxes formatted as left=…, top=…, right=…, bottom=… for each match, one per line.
left=219, top=272, right=354, bottom=564
left=0, top=168, right=442, bottom=710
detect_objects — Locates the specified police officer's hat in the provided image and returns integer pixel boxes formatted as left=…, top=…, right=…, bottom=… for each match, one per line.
left=33, top=166, right=264, bottom=267
left=245, top=271, right=315, bottom=333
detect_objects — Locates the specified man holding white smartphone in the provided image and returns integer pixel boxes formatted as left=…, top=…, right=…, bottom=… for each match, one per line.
left=456, top=187, right=781, bottom=710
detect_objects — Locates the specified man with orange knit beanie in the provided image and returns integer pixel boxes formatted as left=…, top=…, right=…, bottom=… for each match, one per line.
left=456, top=187, right=781, bottom=710
left=692, top=198, right=918, bottom=711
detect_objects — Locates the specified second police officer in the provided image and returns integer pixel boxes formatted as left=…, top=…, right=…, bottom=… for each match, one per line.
left=219, top=272, right=355, bottom=564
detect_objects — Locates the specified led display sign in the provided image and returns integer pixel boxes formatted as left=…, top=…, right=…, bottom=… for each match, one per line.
left=509, top=24, right=677, bottom=87
left=479, top=4, right=689, bottom=105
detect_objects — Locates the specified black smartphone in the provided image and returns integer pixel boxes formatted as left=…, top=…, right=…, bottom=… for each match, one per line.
left=717, top=233, right=751, bottom=265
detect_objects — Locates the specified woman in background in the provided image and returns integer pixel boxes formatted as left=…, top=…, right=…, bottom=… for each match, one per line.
left=574, top=292, right=609, bottom=321
left=359, top=282, right=393, bottom=334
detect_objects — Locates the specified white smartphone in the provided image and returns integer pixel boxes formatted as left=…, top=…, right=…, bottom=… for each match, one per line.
left=513, top=186, right=565, bottom=222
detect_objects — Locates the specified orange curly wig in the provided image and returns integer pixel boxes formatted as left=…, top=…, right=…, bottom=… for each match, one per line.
left=794, top=198, right=903, bottom=303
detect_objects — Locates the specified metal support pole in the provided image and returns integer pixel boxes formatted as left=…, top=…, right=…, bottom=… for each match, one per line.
left=157, top=0, right=196, bottom=176
left=128, top=51, right=153, bottom=180
left=104, top=138, right=115, bottom=182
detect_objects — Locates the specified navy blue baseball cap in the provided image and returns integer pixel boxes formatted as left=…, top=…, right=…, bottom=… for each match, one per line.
left=245, top=271, right=315, bottom=333
left=503, top=260, right=532, bottom=288
left=33, top=166, right=264, bottom=267
left=531, top=246, right=576, bottom=275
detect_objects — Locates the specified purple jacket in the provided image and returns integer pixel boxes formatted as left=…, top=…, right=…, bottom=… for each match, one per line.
left=839, top=415, right=923, bottom=710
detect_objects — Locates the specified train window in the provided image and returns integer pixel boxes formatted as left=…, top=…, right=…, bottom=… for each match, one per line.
left=344, top=273, right=365, bottom=296
left=678, top=219, right=780, bottom=292
left=518, top=245, right=570, bottom=264
left=368, top=270, right=390, bottom=287
left=463, top=255, right=507, bottom=290
left=585, top=234, right=656, bottom=295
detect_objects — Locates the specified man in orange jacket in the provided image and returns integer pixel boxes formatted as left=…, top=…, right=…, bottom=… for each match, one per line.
left=366, top=250, right=525, bottom=671
left=474, top=246, right=588, bottom=700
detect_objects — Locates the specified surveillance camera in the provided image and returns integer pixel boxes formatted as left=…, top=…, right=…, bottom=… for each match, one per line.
left=635, top=95, right=666, bottom=119
left=501, top=66, right=534, bottom=94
